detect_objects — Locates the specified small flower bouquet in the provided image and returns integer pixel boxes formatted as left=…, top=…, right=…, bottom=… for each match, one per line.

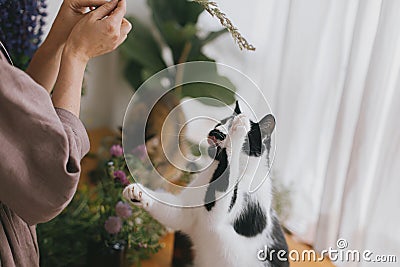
left=38, top=142, right=165, bottom=267
left=91, top=143, right=166, bottom=266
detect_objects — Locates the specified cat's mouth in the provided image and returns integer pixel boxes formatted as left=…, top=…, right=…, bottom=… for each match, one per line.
left=207, top=135, right=219, bottom=146
left=207, top=129, right=226, bottom=147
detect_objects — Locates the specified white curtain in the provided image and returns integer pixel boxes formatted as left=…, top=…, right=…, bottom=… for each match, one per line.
left=44, top=0, right=400, bottom=266
left=198, top=0, right=400, bottom=266
left=195, top=0, right=400, bottom=265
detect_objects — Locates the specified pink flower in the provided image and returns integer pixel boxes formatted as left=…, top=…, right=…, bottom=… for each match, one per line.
left=115, top=201, right=132, bottom=219
left=138, top=242, right=147, bottom=248
left=114, top=170, right=129, bottom=186
left=104, top=216, right=122, bottom=234
left=110, top=145, right=123, bottom=157
left=132, top=144, right=147, bottom=161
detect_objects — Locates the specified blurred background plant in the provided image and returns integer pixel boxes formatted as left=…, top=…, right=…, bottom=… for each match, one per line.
left=120, top=0, right=238, bottom=103
left=0, top=0, right=47, bottom=69
left=120, top=0, right=240, bottom=184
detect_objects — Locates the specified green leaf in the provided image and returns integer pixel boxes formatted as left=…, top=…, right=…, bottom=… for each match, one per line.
left=141, top=68, right=157, bottom=82
left=148, top=0, right=204, bottom=27
left=120, top=18, right=166, bottom=73
left=180, top=59, right=236, bottom=106
left=181, top=81, right=236, bottom=106
left=160, top=22, right=198, bottom=47
left=179, top=59, right=236, bottom=106
left=123, top=61, right=144, bottom=90
left=147, top=0, right=204, bottom=63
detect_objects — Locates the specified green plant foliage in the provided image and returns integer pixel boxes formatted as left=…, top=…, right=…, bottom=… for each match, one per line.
left=37, top=143, right=165, bottom=267
left=37, top=187, right=97, bottom=267
left=120, top=0, right=236, bottom=106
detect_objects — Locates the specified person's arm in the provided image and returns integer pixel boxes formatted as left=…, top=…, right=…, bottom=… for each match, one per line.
left=26, top=0, right=109, bottom=93
left=0, top=0, right=131, bottom=225
left=51, top=51, right=86, bottom=117
left=53, top=0, right=131, bottom=116
left=25, top=38, right=64, bottom=93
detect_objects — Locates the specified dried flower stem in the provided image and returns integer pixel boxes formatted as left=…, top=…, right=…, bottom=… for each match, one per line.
left=192, top=0, right=256, bottom=51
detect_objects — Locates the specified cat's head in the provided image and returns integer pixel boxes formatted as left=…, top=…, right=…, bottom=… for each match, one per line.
left=207, top=101, right=275, bottom=158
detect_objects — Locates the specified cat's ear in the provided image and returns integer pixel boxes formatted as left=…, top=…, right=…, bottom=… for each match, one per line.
left=234, top=100, right=241, bottom=115
left=259, top=114, right=275, bottom=138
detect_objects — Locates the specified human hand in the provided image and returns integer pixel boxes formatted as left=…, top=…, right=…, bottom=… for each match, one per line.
left=63, top=0, right=132, bottom=63
left=46, top=0, right=112, bottom=48
left=27, top=0, right=118, bottom=92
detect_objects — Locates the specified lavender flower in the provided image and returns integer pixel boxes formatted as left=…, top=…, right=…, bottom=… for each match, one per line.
left=132, top=144, right=147, bottom=161
left=115, top=201, right=132, bottom=219
left=114, top=170, right=129, bottom=186
left=104, top=216, right=122, bottom=234
left=110, top=145, right=123, bottom=157
left=0, top=0, right=48, bottom=69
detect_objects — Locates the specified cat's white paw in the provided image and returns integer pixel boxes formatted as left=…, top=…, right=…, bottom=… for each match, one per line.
left=230, top=114, right=250, bottom=138
left=123, top=184, right=150, bottom=208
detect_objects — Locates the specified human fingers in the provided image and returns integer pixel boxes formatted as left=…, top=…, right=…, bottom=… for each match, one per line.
left=67, top=0, right=109, bottom=14
left=111, top=18, right=131, bottom=48
left=120, top=18, right=132, bottom=36
left=90, top=0, right=118, bottom=20
left=108, top=0, right=126, bottom=23
left=73, top=0, right=109, bottom=7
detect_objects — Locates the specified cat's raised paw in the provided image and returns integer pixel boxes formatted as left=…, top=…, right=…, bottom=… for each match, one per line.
left=230, top=114, right=250, bottom=136
left=123, top=184, right=149, bottom=207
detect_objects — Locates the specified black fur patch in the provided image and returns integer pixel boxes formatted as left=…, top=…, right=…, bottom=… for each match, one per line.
left=204, top=148, right=229, bottom=211
left=208, top=146, right=220, bottom=161
left=173, top=231, right=194, bottom=267
left=234, top=100, right=242, bottom=114
left=270, top=214, right=288, bottom=254
left=260, top=214, right=289, bottom=267
left=204, top=190, right=216, bottom=211
left=228, top=183, right=238, bottom=212
left=243, top=121, right=266, bottom=157
left=233, top=198, right=267, bottom=237
left=209, top=129, right=226, bottom=141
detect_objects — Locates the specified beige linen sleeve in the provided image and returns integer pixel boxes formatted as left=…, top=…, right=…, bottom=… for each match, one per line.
left=0, top=58, right=89, bottom=225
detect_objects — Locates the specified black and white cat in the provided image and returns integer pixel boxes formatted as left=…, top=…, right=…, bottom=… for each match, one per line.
left=123, top=101, right=289, bottom=267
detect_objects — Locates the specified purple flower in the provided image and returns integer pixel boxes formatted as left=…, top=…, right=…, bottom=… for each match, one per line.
left=110, top=145, right=123, bottom=157
left=114, top=170, right=129, bottom=186
left=104, top=216, right=122, bottom=234
left=132, top=144, right=147, bottom=161
left=115, top=201, right=132, bottom=219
